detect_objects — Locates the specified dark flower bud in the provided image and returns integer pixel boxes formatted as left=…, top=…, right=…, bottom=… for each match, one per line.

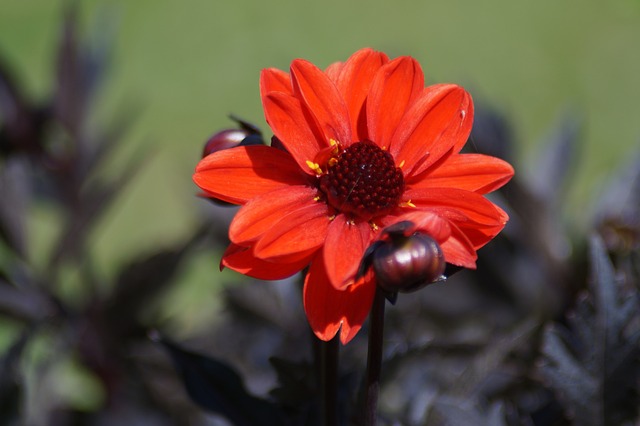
left=201, top=116, right=264, bottom=158
left=270, top=135, right=289, bottom=152
left=371, top=233, right=445, bottom=294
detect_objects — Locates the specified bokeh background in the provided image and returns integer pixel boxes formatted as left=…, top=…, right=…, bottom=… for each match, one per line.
left=1, top=0, right=640, bottom=424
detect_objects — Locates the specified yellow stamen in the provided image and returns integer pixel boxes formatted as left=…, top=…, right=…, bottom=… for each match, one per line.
left=370, top=222, right=379, bottom=231
left=398, top=160, right=405, bottom=169
left=329, top=138, right=340, bottom=155
left=400, top=200, right=416, bottom=208
left=306, top=160, right=323, bottom=175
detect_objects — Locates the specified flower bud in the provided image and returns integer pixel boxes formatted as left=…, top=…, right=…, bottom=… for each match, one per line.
left=202, top=116, right=264, bottom=158
left=372, top=233, right=445, bottom=294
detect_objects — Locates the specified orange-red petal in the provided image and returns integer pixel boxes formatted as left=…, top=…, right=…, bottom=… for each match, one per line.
left=333, top=48, right=389, bottom=140
left=410, top=153, right=514, bottom=194
left=383, top=210, right=452, bottom=244
left=367, top=56, right=424, bottom=149
left=404, top=187, right=507, bottom=227
left=325, top=61, right=345, bottom=83
left=390, top=84, right=473, bottom=176
left=221, top=243, right=312, bottom=280
left=440, top=221, right=478, bottom=268
left=254, top=202, right=331, bottom=261
left=260, top=67, right=292, bottom=97
left=263, top=92, right=329, bottom=174
left=290, top=59, right=352, bottom=147
left=229, top=186, right=318, bottom=245
left=323, top=216, right=373, bottom=290
left=303, top=252, right=376, bottom=344
left=193, top=145, right=308, bottom=204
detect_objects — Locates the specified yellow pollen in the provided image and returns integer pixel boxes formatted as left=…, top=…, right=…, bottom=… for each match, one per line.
left=370, top=222, right=379, bottom=231
left=328, top=158, right=338, bottom=167
left=329, top=138, right=340, bottom=154
left=400, top=200, right=416, bottom=208
left=306, top=160, right=323, bottom=175
left=398, top=160, right=406, bottom=168
left=314, top=195, right=321, bottom=202
left=328, top=215, right=336, bottom=221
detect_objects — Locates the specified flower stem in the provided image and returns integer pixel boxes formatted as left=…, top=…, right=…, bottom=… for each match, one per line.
left=320, top=335, right=339, bottom=426
left=364, top=288, right=386, bottom=426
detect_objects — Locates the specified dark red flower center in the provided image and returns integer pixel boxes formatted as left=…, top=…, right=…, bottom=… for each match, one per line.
left=319, top=140, right=404, bottom=220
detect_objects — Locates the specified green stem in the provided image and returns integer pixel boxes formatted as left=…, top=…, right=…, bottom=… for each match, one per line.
left=363, top=288, right=386, bottom=426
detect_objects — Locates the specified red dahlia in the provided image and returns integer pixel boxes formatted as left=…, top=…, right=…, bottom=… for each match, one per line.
left=193, top=48, right=514, bottom=344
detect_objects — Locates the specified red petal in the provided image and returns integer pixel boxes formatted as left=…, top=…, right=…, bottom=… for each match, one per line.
left=323, top=216, right=373, bottom=290
left=325, top=61, right=345, bottom=82
left=383, top=210, right=452, bottom=244
left=290, top=59, right=352, bottom=146
left=221, top=243, right=312, bottom=280
left=410, top=153, right=514, bottom=194
left=404, top=188, right=507, bottom=227
left=263, top=92, right=328, bottom=174
left=303, top=252, right=376, bottom=344
left=366, top=56, right=424, bottom=148
left=440, top=221, right=478, bottom=268
left=193, top=145, right=308, bottom=204
left=254, top=202, right=331, bottom=261
left=229, top=186, right=318, bottom=245
left=390, top=84, right=473, bottom=176
left=260, top=67, right=292, bottom=97
left=333, top=48, right=389, bottom=140
left=455, top=203, right=508, bottom=249
left=457, top=221, right=506, bottom=250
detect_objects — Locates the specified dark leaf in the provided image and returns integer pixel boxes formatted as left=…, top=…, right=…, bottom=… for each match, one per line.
left=540, top=235, right=640, bottom=426
left=47, top=150, right=145, bottom=268
left=79, top=105, right=142, bottom=182
left=594, top=151, right=640, bottom=255
left=154, top=333, right=286, bottom=426
left=0, top=279, right=58, bottom=323
left=467, top=104, right=514, bottom=163
left=528, top=113, right=581, bottom=205
left=54, top=6, right=110, bottom=135
left=0, top=158, right=29, bottom=256
left=0, top=330, right=31, bottom=424
left=0, top=54, right=50, bottom=158
left=541, top=325, right=599, bottom=422
left=428, top=399, right=507, bottom=426
left=101, top=228, right=203, bottom=339
left=449, top=320, right=538, bottom=398
left=268, top=357, right=321, bottom=426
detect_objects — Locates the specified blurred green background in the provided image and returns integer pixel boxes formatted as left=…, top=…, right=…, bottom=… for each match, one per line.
left=1, top=0, right=639, bottom=285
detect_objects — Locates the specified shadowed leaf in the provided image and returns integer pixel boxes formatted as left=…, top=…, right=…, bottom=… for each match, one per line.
left=429, top=399, right=507, bottom=426
left=101, top=229, right=203, bottom=339
left=467, top=104, right=514, bottom=163
left=155, top=333, right=286, bottom=426
left=0, top=330, right=31, bottom=424
left=529, top=113, right=581, bottom=205
left=540, top=235, right=640, bottom=426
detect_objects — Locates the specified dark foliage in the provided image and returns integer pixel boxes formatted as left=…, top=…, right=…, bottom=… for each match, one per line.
left=155, top=333, right=286, bottom=426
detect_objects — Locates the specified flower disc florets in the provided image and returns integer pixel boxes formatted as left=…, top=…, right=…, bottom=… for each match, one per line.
left=319, top=140, right=404, bottom=220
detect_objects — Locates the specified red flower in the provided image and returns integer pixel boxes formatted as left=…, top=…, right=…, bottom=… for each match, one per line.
left=193, top=48, right=514, bottom=344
